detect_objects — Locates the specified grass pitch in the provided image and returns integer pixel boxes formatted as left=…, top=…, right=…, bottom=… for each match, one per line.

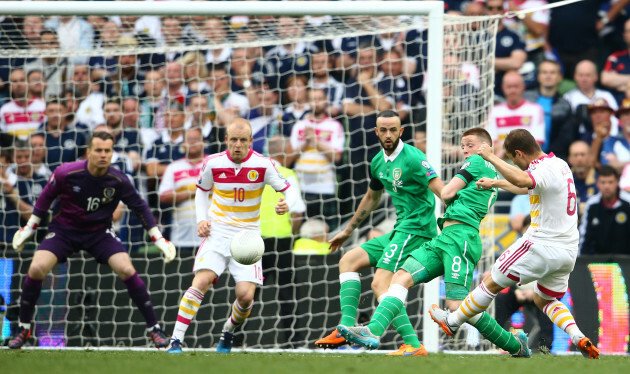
left=1, top=350, right=627, bottom=374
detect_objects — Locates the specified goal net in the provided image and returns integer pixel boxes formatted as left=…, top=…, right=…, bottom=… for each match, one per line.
left=0, top=2, right=499, bottom=351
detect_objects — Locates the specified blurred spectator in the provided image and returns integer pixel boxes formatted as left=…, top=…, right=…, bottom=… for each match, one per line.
left=336, top=16, right=380, bottom=80
left=37, top=97, right=87, bottom=172
left=104, top=37, right=146, bottom=98
left=163, top=61, right=186, bottom=113
left=290, top=88, right=344, bottom=230
left=0, top=142, right=47, bottom=248
left=308, top=50, right=344, bottom=118
left=71, top=64, right=106, bottom=129
left=185, top=94, right=225, bottom=155
left=138, top=69, right=166, bottom=130
left=599, top=99, right=630, bottom=173
left=293, top=218, right=331, bottom=255
left=29, top=132, right=51, bottom=178
left=161, top=16, right=195, bottom=62
left=487, top=71, right=545, bottom=159
left=601, top=18, right=630, bottom=103
left=414, top=130, right=426, bottom=154
left=263, top=16, right=315, bottom=89
left=88, top=21, right=122, bottom=77
left=0, top=68, right=46, bottom=138
left=177, top=51, right=210, bottom=96
left=103, top=97, right=142, bottom=173
left=586, top=98, right=615, bottom=168
left=229, top=47, right=257, bottom=94
left=87, top=15, right=108, bottom=46
left=503, top=0, right=549, bottom=65
left=547, top=0, right=600, bottom=80
left=523, top=59, right=574, bottom=160
left=22, top=16, right=45, bottom=50
left=122, top=97, right=157, bottom=148
left=281, top=74, right=311, bottom=136
left=246, top=81, right=282, bottom=154
left=564, top=59, right=619, bottom=138
left=485, top=0, right=527, bottom=98
left=579, top=165, right=630, bottom=255
left=26, top=70, right=46, bottom=100
left=44, top=16, right=94, bottom=65
left=209, top=62, right=249, bottom=127
left=144, top=101, right=187, bottom=179
left=24, top=29, right=69, bottom=98
left=568, top=140, right=598, bottom=216
left=378, top=49, right=412, bottom=124
left=201, top=17, right=233, bottom=64
left=158, top=127, right=206, bottom=252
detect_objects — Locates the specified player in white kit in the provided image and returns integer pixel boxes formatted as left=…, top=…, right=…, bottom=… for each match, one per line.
left=430, top=129, right=600, bottom=359
left=168, top=118, right=302, bottom=354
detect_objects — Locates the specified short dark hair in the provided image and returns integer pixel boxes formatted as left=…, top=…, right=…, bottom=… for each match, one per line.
left=13, top=139, right=30, bottom=151
left=27, top=69, right=43, bottom=80
left=597, top=165, right=619, bottom=180
left=40, top=28, right=57, bottom=38
left=462, top=127, right=492, bottom=145
left=104, top=97, right=122, bottom=108
left=503, top=129, right=541, bottom=157
left=377, top=110, right=400, bottom=119
left=46, top=96, right=65, bottom=108
left=88, top=131, right=115, bottom=148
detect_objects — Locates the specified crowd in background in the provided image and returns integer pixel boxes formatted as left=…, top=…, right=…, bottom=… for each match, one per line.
left=1, top=0, right=630, bottom=257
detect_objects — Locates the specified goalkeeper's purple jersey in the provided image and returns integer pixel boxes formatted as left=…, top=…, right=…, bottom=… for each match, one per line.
left=33, top=160, right=156, bottom=232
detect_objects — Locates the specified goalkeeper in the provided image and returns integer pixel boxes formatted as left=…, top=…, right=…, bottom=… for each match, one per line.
left=8, top=131, right=175, bottom=349
left=315, top=110, right=444, bottom=355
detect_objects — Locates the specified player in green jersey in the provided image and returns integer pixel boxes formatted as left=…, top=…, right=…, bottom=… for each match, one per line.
left=337, top=127, right=526, bottom=355
left=315, top=110, right=444, bottom=356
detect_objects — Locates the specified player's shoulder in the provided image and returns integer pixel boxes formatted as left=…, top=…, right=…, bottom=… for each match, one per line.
left=55, top=160, right=88, bottom=176
left=202, top=151, right=228, bottom=166
left=105, top=165, right=133, bottom=184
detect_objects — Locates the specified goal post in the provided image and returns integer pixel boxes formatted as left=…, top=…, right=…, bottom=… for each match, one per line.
left=0, top=1, right=501, bottom=352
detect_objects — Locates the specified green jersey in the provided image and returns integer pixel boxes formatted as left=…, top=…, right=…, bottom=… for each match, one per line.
left=370, top=142, right=438, bottom=238
left=440, top=154, right=498, bottom=230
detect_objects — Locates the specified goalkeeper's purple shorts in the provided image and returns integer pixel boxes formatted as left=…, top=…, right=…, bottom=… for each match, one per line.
left=37, top=221, right=126, bottom=264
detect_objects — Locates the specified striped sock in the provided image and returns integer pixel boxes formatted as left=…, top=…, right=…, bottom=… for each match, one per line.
left=339, top=272, right=361, bottom=327
left=172, top=287, right=204, bottom=342
left=223, top=300, right=254, bottom=333
left=543, top=300, right=584, bottom=344
left=471, top=312, right=521, bottom=354
left=368, top=284, right=408, bottom=336
left=448, top=282, right=497, bottom=326
left=391, top=307, right=421, bottom=348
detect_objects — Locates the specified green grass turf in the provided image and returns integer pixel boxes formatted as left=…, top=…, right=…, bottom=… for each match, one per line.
left=0, top=351, right=628, bottom=374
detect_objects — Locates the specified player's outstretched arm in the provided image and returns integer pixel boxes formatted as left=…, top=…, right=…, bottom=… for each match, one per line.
left=476, top=177, right=528, bottom=195
left=428, top=176, right=445, bottom=200
left=148, top=227, right=176, bottom=263
left=12, top=215, right=41, bottom=252
left=477, top=144, right=533, bottom=188
left=329, top=188, right=383, bottom=252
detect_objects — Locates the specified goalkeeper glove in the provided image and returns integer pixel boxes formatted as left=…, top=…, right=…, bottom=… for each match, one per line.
left=149, top=227, right=176, bottom=264
left=12, top=215, right=41, bottom=252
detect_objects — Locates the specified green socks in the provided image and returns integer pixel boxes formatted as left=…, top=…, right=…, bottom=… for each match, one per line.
left=339, top=275, right=362, bottom=327
left=471, top=312, right=521, bottom=354
left=391, top=307, right=421, bottom=348
left=367, top=296, right=404, bottom=336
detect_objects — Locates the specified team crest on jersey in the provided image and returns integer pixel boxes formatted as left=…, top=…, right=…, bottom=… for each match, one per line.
left=522, top=117, right=531, bottom=125
left=461, top=161, right=471, bottom=169
left=247, top=170, right=259, bottom=182
left=393, top=168, right=402, bottom=180
left=616, top=212, right=627, bottom=224
left=45, top=232, right=56, bottom=239
left=103, top=187, right=116, bottom=203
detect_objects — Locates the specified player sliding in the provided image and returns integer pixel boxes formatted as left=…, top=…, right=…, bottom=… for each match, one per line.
left=8, top=131, right=176, bottom=349
left=429, top=129, right=600, bottom=359
left=167, top=118, right=301, bottom=353
left=337, top=128, right=532, bottom=356
left=316, top=110, right=444, bottom=356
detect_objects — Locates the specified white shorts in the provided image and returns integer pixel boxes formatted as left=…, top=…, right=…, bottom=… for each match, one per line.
left=491, top=237, right=577, bottom=300
left=193, top=234, right=263, bottom=285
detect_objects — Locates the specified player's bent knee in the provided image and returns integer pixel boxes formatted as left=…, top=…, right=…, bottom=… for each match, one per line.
left=391, top=270, right=414, bottom=289
left=28, top=263, right=50, bottom=280
left=192, top=270, right=216, bottom=293
left=339, top=247, right=369, bottom=273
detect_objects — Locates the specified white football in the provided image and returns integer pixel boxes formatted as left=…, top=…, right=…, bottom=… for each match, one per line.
left=230, top=230, right=265, bottom=265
